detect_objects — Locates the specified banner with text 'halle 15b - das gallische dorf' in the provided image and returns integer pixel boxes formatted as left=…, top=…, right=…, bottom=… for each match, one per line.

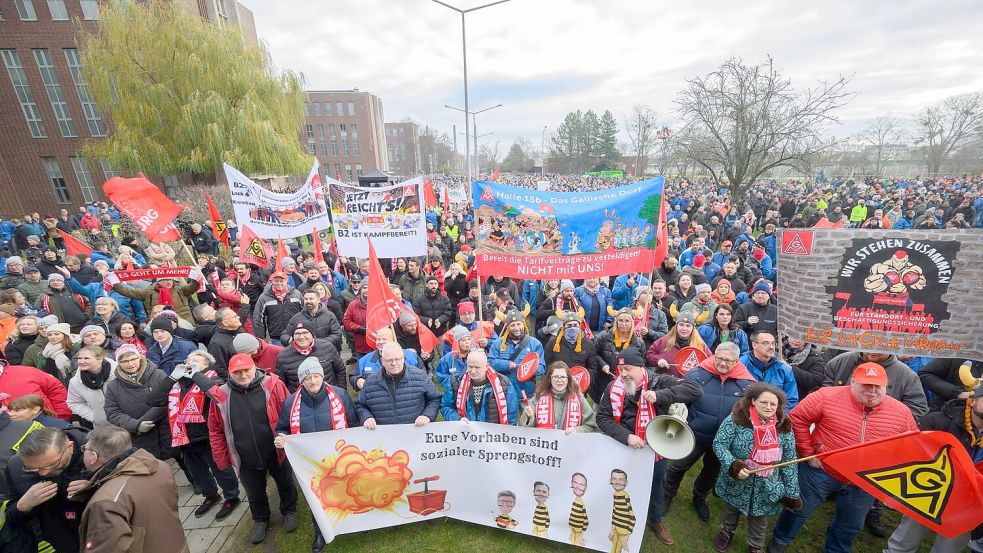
left=224, top=161, right=333, bottom=240
left=472, top=178, right=664, bottom=279
left=283, top=422, right=654, bottom=553
left=326, top=177, right=427, bottom=258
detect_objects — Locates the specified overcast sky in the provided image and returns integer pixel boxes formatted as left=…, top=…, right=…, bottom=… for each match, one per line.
left=242, top=0, right=983, bottom=152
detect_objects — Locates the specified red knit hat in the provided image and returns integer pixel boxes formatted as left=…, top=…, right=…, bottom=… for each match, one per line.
left=458, top=301, right=475, bottom=315
left=692, top=254, right=706, bottom=268
left=752, top=247, right=765, bottom=261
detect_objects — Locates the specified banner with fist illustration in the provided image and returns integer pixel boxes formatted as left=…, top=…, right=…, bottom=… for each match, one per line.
left=283, top=422, right=655, bottom=553
left=778, top=229, right=983, bottom=361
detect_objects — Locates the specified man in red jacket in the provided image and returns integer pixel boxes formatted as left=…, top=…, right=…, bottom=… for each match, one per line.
left=343, top=282, right=369, bottom=359
left=0, top=361, right=70, bottom=419
left=203, top=353, right=297, bottom=545
left=767, top=363, right=918, bottom=553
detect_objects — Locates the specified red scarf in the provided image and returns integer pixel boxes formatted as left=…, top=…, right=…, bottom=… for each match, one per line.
left=273, top=286, right=289, bottom=302
left=456, top=370, right=508, bottom=424
left=609, top=374, right=654, bottom=439
left=157, top=286, right=174, bottom=307
left=168, top=370, right=216, bottom=447
left=746, top=407, right=782, bottom=476
left=121, top=336, right=148, bottom=355
left=535, top=393, right=582, bottom=430
left=288, top=385, right=348, bottom=434
left=293, top=341, right=314, bottom=355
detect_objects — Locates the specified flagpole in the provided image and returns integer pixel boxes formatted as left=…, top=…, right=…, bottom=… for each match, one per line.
left=746, top=430, right=920, bottom=474
left=476, top=274, right=484, bottom=321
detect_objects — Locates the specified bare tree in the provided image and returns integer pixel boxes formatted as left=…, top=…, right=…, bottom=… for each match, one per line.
left=855, top=115, right=905, bottom=175
left=674, top=56, right=853, bottom=199
left=624, top=105, right=657, bottom=177
left=913, top=92, right=983, bottom=174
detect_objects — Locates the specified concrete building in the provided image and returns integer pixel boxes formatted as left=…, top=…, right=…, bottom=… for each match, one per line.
left=385, top=122, right=421, bottom=177
left=302, top=89, right=389, bottom=183
left=0, top=0, right=259, bottom=216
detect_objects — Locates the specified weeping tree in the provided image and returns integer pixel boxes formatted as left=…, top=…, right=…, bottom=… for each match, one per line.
left=79, top=0, right=310, bottom=179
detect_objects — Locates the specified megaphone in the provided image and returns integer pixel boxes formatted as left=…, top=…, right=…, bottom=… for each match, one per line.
left=645, top=414, right=695, bottom=460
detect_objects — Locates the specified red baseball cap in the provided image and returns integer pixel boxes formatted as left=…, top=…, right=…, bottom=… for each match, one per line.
left=228, top=353, right=257, bottom=373
left=852, top=362, right=887, bottom=386
left=269, top=271, right=287, bottom=281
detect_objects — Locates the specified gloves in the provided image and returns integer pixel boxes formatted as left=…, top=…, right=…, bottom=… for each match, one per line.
left=137, top=421, right=155, bottom=434
left=169, top=364, right=189, bottom=380
left=188, top=267, right=202, bottom=282
left=668, top=402, right=688, bottom=420
left=728, top=459, right=749, bottom=480
left=780, top=497, right=803, bottom=510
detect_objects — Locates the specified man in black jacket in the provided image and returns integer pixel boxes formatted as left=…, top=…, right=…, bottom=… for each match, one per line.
left=281, top=290, right=342, bottom=351
left=596, top=349, right=702, bottom=546
left=252, top=272, right=303, bottom=344
left=3, top=427, right=88, bottom=553
left=207, top=307, right=245, bottom=377
left=233, top=262, right=266, bottom=307
left=189, top=223, right=216, bottom=255
left=918, top=358, right=983, bottom=412
left=414, top=276, right=452, bottom=339
left=782, top=337, right=827, bottom=400
left=735, top=280, right=778, bottom=334
left=275, top=322, right=345, bottom=393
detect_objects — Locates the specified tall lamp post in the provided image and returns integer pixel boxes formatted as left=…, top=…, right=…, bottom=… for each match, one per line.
left=431, top=0, right=511, bottom=184
left=541, top=125, right=548, bottom=176
left=445, top=103, right=502, bottom=177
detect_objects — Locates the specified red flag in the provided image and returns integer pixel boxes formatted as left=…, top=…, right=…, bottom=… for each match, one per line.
left=423, top=180, right=438, bottom=209
left=238, top=225, right=273, bottom=268
left=653, top=192, right=669, bottom=268
left=813, top=217, right=845, bottom=229
left=275, top=237, right=289, bottom=273
left=365, top=240, right=403, bottom=349
left=820, top=431, right=983, bottom=538
left=103, top=175, right=182, bottom=242
left=312, top=229, right=325, bottom=265
left=57, top=229, right=92, bottom=258
left=442, top=186, right=451, bottom=220
left=205, top=193, right=229, bottom=248
left=490, top=167, right=500, bottom=181
left=329, top=234, right=338, bottom=257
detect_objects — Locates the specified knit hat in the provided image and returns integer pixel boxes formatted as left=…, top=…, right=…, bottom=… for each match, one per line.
left=24, top=265, right=40, bottom=274
left=292, top=321, right=314, bottom=336
left=716, top=279, right=731, bottom=289
left=79, top=325, right=106, bottom=338
left=451, top=325, right=471, bottom=342
left=692, top=254, right=706, bottom=268
left=560, top=279, right=575, bottom=292
left=616, top=349, right=646, bottom=367
left=504, top=310, right=523, bottom=326
left=468, top=280, right=479, bottom=289
left=635, top=285, right=652, bottom=299
left=281, top=257, right=296, bottom=267
left=47, top=322, right=71, bottom=336
left=694, top=283, right=712, bottom=294
left=425, top=275, right=439, bottom=284
left=752, top=280, right=773, bottom=296
left=297, top=357, right=324, bottom=383
left=47, top=273, right=65, bottom=283
left=5, top=256, right=23, bottom=268
left=233, top=332, right=261, bottom=353
left=398, top=309, right=416, bottom=325
left=675, top=310, right=696, bottom=326
left=561, top=311, right=581, bottom=326
left=752, top=247, right=765, bottom=261
left=149, top=317, right=173, bottom=334
left=459, top=244, right=472, bottom=253
left=458, top=301, right=475, bottom=315
left=38, top=315, right=58, bottom=328
left=114, top=344, right=141, bottom=361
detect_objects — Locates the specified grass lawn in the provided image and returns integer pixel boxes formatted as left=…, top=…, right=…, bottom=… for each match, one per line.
left=239, top=459, right=934, bottom=553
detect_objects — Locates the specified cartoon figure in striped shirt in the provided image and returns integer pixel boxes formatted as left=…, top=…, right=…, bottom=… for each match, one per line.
left=495, top=490, right=518, bottom=530
left=568, top=472, right=589, bottom=546
left=608, top=469, right=635, bottom=553
left=531, top=481, right=551, bottom=538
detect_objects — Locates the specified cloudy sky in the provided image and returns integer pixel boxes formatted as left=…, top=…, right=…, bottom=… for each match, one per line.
left=242, top=0, right=983, bottom=151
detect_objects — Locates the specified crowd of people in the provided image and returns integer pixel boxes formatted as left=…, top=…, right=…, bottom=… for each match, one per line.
left=0, top=171, right=981, bottom=553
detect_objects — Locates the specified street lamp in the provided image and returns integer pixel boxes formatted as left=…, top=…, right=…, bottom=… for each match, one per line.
left=431, top=0, right=511, bottom=184
left=473, top=131, right=494, bottom=174
left=541, top=125, right=547, bottom=176
left=446, top=103, right=502, bottom=176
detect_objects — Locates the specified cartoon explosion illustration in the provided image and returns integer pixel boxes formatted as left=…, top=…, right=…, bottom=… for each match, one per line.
left=309, top=439, right=414, bottom=522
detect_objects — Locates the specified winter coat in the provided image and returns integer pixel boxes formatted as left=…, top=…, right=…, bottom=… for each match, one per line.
left=84, top=310, right=134, bottom=339
left=574, top=285, right=613, bottom=331
left=252, top=287, right=303, bottom=341
left=398, top=271, right=427, bottom=302
left=697, top=324, right=750, bottom=358
left=233, top=272, right=265, bottom=306
left=281, top=307, right=343, bottom=351
left=440, top=371, right=519, bottom=424
left=544, top=332, right=602, bottom=379
left=740, top=353, right=800, bottom=409
left=434, top=350, right=468, bottom=390
left=113, top=280, right=200, bottom=323
left=823, top=351, right=927, bottom=417
left=275, top=339, right=346, bottom=393
left=4, top=333, right=38, bottom=365
left=481, top=277, right=519, bottom=305
left=67, top=277, right=147, bottom=324
left=684, top=361, right=755, bottom=444
left=734, top=300, right=778, bottom=335
left=355, top=365, right=441, bottom=425
left=66, top=359, right=117, bottom=426
left=342, top=297, right=370, bottom=355
left=646, top=335, right=712, bottom=376
left=488, top=335, right=547, bottom=398
left=611, top=274, right=649, bottom=310
left=918, top=358, right=983, bottom=412
left=251, top=338, right=283, bottom=373
left=354, top=348, right=420, bottom=389
left=592, top=330, right=647, bottom=402
left=781, top=342, right=827, bottom=400
left=205, top=371, right=288, bottom=473
left=0, top=362, right=71, bottom=418
left=918, top=399, right=982, bottom=455
left=713, top=409, right=799, bottom=517
left=78, top=448, right=189, bottom=553
left=413, top=291, right=453, bottom=337
left=36, top=287, right=89, bottom=327
left=145, top=335, right=198, bottom=374
left=275, top=384, right=359, bottom=434
left=595, top=370, right=703, bottom=446
left=16, top=279, right=46, bottom=304
left=104, top=365, right=174, bottom=459
left=206, top=327, right=242, bottom=377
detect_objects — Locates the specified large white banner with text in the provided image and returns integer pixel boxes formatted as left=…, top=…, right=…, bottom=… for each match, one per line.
left=326, top=177, right=427, bottom=258
left=283, top=422, right=655, bottom=553
left=225, top=160, right=334, bottom=239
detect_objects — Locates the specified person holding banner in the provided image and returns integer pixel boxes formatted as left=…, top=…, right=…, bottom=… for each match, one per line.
left=440, top=350, right=519, bottom=425
left=518, top=361, right=597, bottom=433
left=489, top=310, right=547, bottom=399
left=767, top=363, right=918, bottom=553
left=595, top=349, right=702, bottom=546
left=111, top=272, right=201, bottom=324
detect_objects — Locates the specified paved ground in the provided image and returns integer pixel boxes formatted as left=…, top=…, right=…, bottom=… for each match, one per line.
left=170, top=460, right=251, bottom=553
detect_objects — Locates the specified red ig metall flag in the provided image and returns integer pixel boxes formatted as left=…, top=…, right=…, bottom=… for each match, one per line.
left=103, top=175, right=182, bottom=242
left=205, top=193, right=229, bottom=248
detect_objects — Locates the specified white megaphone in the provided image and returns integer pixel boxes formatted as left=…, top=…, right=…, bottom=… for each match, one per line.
left=645, top=404, right=695, bottom=460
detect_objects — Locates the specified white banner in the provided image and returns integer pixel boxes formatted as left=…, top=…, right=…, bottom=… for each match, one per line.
left=326, top=177, right=427, bottom=258
left=225, top=160, right=333, bottom=239
left=444, top=181, right=468, bottom=203
left=283, top=422, right=655, bottom=553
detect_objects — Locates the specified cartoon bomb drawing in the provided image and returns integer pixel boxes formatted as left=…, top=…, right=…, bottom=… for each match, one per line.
left=863, top=250, right=927, bottom=297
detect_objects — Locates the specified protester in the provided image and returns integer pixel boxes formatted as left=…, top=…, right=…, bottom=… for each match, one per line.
left=594, top=308, right=648, bottom=402
left=281, top=289, right=343, bottom=351
left=697, top=304, right=750, bottom=358
left=518, top=361, right=597, bottom=433
left=5, top=393, right=69, bottom=428
left=275, top=321, right=345, bottom=393
left=112, top=273, right=201, bottom=323
left=740, top=331, right=799, bottom=410
left=65, top=345, right=116, bottom=428
left=646, top=311, right=712, bottom=376
left=488, top=310, right=547, bottom=398
left=780, top=336, right=827, bottom=400
left=232, top=331, right=282, bottom=374
left=823, top=350, right=927, bottom=417
left=356, top=342, right=441, bottom=428
left=146, top=316, right=197, bottom=373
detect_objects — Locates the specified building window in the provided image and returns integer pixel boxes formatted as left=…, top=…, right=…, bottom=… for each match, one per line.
left=306, top=124, right=315, bottom=155
left=350, top=124, right=360, bottom=156
left=312, top=102, right=320, bottom=117
left=340, top=124, right=349, bottom=157
left=324, top=102, right=332, bottom=116
left=41, top=157, right=71, bottom=203
left=336, top=102, right=343, bottom=117
left=1, top=49, right=46, bottom=138
left=347, top=102, right=355, bottom=116
left=64, top=49, right=106, bottom=137
left=46, top=0, right=67, bottom=20
left=317, top=124, right=327, bottom=157
left=345, top=164, right=353, bottom=182
left=356, top=163, right=363, bottom=176
left=328, top=124, right=338, bottom=156
left=304, top=102, right=310, bottom=116
left=80, top=0, right=100, bottom=20
left=33, top=49, right=77, bottom=137
left=15, top=0, right=37, bottom=20
left=333, top=163, right=341, bottom=181
left=100, top=160, right=117, bottom=179
left=213, top=0, right=229, bottom=22
left=71, top=156, right=97, bottom=202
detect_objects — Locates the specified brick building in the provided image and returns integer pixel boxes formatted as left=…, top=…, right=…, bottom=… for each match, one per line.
left=385, top=121, right=421, bottom=177
left=0, top=0, right=258, bottom=217
left=302, top=89, right=389, bottom=183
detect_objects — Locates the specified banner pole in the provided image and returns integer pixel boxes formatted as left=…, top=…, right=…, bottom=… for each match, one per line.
left=477, top=274, right=484, bottom=321
left=746, top=454, right=819, bottom=474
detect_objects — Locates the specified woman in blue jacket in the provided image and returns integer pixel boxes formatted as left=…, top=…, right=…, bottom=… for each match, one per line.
left=697, top=304, right=750, bottom=358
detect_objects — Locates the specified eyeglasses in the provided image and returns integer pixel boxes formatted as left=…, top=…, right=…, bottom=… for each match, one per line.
left=23, top=445, right=68, bottom=473
left=754, top=340, right=776, bottom=346
left=551, top=375, right=569, bottom=380
left=715, top=357, right=738, bottom=365
left=382, top=358, right=403, bottom=365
